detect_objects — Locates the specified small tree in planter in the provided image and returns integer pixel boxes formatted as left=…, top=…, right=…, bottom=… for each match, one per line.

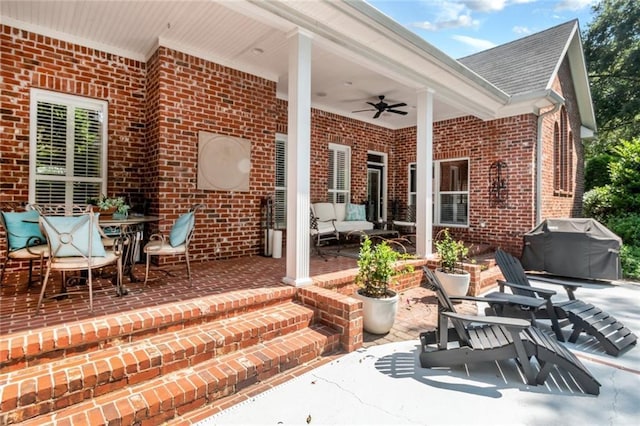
left=434, top=228, right=470, bottom=296
left=354, top=237, right=413, bottom=334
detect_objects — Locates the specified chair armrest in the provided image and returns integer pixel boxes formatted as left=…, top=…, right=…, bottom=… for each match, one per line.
left=145, top=233, right=167, bottom=251
left=497, top=280, right=556, bottom=298
left=441, top=311, right=531, bottom=329
left=525, top=274, right=580, bottom=300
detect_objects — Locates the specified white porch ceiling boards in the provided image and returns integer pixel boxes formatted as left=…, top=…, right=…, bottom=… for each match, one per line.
left=0, top=0, right=509, bottom=129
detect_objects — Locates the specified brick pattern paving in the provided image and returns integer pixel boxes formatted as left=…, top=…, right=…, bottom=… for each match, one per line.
left=0, top=253, right=479, bottom=425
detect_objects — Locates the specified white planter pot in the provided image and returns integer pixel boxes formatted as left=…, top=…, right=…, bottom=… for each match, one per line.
left=355, top=289, right=399, bottom=334
left=434, top=269, right=470, bottom=297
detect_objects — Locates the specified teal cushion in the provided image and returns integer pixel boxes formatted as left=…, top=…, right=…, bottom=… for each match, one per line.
left=2, top=210, right=46, bottom=251
left=42, top=215, right=106, bottom=257
left=346, top=204, right=366, bottom=221
left=169, top=212, right=195, bottom=247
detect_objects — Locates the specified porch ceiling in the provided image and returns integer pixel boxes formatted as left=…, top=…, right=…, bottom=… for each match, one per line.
left=1, top=0, right=507, bottom=130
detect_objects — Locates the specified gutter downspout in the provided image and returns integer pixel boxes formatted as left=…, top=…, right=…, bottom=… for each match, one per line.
left=535, top=92, right=564, bottom=224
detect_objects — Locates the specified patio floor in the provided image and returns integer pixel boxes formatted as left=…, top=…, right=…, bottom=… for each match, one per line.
left=0, top=252, right=362, bottom=336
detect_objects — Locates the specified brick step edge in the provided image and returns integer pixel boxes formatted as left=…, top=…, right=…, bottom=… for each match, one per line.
left=168, top=351, right=345, bottom=426
left=0, top=302, right=315, bottom=424
left=0, top=286, right=297, bottom=372
left=19, top=325, right=341, bottom=426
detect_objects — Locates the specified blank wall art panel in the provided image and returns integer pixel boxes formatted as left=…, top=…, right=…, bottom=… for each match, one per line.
left=197, top=131, right=251, bottom=191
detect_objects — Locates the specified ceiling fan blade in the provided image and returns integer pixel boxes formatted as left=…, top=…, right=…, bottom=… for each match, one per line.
left=366, top=102, right=378, bottom=108
left=373, top=110, right=383, bottom=119
left=386, top=102, right=407, bottom=109
left=387, top=109, right=408, bottom=115
left=352, top=108, right=376, bottom=113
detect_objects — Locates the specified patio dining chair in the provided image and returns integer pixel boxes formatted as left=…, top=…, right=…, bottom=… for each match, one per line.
left=0, top=205, right=49, bottom=288
left=143, top=204, right=203, bottom=287
left=36, top=210, right=123, bottom=313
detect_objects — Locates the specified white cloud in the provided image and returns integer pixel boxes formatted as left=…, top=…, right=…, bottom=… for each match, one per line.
left=512, top=25, right=532, bottom=34
left=555, top=0, right=594, bottom=11
left=452, top=34, right=497, bottom=50
left=412, top=14, right=479, bottom=31
left=411, top=1, right=479, bottom=31
left=459, top=0, right=507, bottom=12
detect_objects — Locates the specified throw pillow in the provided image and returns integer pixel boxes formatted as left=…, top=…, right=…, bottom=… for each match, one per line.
left=2, top=210, right=46, bottom=251
left=42, top=215, right=106, bottom=257
left=169, top=211, right=195, bottom=247
left=346, top=204, right=366, bottom=221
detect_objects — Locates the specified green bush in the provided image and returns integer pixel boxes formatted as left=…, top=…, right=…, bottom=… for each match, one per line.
left=583, top=185, right=614, bottom=222
left=584, top=153, right=613, bottom=191
left=606, top=213, right=640, bottom=247
left=620, top=245, right=640, bottom=280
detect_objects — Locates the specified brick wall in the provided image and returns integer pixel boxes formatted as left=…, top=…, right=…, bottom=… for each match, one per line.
left=149, top=47, right=277, bottom=261
left=0, top=24, right=584, bottom=270
left=541, top=57, right=584, bottom=219
left=394, top=115, right=538, bottom=254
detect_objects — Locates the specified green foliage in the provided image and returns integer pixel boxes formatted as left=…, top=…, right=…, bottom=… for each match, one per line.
left=583, top=185, right=614, bottom=222
left=606, top=213, right=640, bottom=247
left=584, top=153, right=614, bottom=191
left=355, top=237, right=413, bottom=298
left=620, top=245, right=640, bottom=279
left=434, top=229, right=468, bottom=274
left=583, top=0, right=640, bottom=145
left=87, top=194, right=130, bottom=214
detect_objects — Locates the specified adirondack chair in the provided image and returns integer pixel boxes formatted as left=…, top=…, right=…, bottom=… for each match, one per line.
left=490, top=249, right=637, bottom=357
left=420, top=267, right=601, bottom=395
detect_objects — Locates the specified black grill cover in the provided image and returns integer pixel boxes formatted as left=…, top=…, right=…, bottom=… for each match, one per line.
left=521, top=218, right=622, bottom=280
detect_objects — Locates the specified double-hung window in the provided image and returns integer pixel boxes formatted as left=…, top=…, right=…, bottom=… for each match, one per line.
left=274, top=134, right=287, bottom=229
left=409, top=158, right=469, bottom=227
left=29, top=89, right=108, bottom=208
left=328, top=143, right=350, bottom=203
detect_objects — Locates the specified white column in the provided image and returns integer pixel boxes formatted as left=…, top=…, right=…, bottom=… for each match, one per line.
left=416, top=89, right=434, bottom=257
left=283, top=29, right=313, bottom=287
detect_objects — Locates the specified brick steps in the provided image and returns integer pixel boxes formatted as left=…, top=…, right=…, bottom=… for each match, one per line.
left=18, top=325, right=339, bottom=425
left=0, top=286, right=298, bottom=373
left=0, top=287, right=342, bottom=424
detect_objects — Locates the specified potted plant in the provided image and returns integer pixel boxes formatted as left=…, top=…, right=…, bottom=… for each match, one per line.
left=87, top=195, right=130, bottom=218
left=434, top=228, right=470, bottom=296
left=354, top=237, right=414, bottom=334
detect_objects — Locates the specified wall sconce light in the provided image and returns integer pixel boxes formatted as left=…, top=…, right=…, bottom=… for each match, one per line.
left=489, top=160, right=508, bottom=207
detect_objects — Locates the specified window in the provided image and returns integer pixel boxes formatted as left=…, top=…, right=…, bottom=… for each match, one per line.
left=409, top=158, right=469, bottom=227
left=328, top=143, right=350, bottom=203
left=29, top=89, right=108, bottom=208
left=274, top=134, right=287, bottom=229
left=553, top=107, right=573, bottom=194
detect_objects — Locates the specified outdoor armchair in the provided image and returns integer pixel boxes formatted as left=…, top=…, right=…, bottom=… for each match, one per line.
left=36, top=209, right=123, bottom=313
left=143, top=204, right=202, bottom=286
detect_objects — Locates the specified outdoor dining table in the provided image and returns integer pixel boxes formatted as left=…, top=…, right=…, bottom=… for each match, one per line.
left=98, top=214, right=159, bottom=291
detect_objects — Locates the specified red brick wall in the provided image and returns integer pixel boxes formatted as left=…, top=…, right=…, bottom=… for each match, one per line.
left=541, top=57, right=584, bottom=219
left=0, top=24, right=584, bottom=269
left=275, top=102, right=395, bottom=204
left=0, top=25, right=147, bottom=203
left=149, top=47, right=277, bottom=260
left=393, top=115, right=538, bottom=254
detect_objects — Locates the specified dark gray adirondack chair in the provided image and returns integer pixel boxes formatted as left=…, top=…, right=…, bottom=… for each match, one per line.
left=490, top=249, right=637, bottom=356
left=420, top=267, right=601, bottom=395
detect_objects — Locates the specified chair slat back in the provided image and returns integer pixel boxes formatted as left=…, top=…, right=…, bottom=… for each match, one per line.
left=495, top=249, right=536, bottom=297
left=422, top=267, right=472, bottom=346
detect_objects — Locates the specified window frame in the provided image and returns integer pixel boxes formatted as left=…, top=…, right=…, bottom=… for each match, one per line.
left=328, top=143, right=351, bottom=204
left=29, top=88, right=108, bottom=208
left=409, top=158, right=470, bottom=227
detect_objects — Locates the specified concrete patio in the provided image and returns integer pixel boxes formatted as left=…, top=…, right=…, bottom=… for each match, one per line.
left=197, top=278, right=640, bottom=425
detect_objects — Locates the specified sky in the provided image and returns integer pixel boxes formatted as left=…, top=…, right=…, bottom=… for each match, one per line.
left=366, top=0, right=596, bottom=59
